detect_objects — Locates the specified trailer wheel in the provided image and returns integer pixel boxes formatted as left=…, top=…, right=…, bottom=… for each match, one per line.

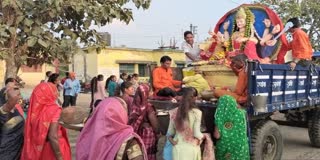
left=251, top=120, right=283, bottom=160
left=308, top=109, right=320, bottom=147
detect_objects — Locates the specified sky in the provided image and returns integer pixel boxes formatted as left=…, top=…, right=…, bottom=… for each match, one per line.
left=96, top=0, right=253, bottom=49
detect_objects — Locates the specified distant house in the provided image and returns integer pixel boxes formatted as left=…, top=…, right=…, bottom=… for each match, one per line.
left=70, top=47, right=185, bottom=83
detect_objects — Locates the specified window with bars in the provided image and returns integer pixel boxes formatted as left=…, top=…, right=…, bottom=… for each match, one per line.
left=138, top=64, right=150, bottom=77
left=119, top=64, right=135, bottom=75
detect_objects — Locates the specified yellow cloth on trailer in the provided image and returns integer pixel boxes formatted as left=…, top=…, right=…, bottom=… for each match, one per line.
left=183, top=74, right=210, bottom=93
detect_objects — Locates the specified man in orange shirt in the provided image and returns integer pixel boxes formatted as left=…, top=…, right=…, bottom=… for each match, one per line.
left=287, top=17, right=313, bottom=70
left=152, top=56, right=182, bottom=95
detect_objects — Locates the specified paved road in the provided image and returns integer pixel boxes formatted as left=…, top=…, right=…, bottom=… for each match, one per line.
left=21, top=89, right=320, bottom=160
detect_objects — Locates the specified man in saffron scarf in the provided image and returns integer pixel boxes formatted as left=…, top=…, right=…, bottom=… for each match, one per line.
left=76, top=97, right=147, bottom=160
left=214, top=54, right=248, bottom=104
left=129, top=84, right=159, bottom=160
left=21, top=83, right=71, bottom=160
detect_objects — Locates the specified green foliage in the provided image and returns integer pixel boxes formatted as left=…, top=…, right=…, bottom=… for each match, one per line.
left=0, top=0, right=151, bottom=69
left=254, top=0, right=320, bottom=50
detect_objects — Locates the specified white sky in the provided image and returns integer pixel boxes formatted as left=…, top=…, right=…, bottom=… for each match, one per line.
left=96, top=0, right=253, bottom=49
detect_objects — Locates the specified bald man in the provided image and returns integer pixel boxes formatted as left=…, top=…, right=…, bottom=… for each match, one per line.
left=0, top=88, right=25, bottom=159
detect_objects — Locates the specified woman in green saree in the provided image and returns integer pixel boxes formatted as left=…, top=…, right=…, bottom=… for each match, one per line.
left=214, top=95, right=249, bottom=160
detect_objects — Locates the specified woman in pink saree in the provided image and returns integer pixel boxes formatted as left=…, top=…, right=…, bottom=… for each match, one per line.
left=76, top=97, right=147, bottom=160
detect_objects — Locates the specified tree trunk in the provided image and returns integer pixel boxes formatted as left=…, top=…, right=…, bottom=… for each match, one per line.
left=83, top=53, right=87, bottom=82
left=72, top=54, right=75, bottom=72
left=4, top=54, right=19, bottom=82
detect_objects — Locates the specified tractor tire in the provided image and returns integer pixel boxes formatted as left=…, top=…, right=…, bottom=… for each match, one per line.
left=308, top=109, right=320, bottom=147
left=251, top=120, right=283, bottom=160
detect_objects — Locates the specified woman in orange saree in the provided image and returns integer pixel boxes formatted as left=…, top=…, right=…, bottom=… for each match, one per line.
left=21, top=82, right=71, bottom=160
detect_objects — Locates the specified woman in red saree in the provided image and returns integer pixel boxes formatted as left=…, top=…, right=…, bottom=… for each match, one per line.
left=129, top=84, right=159, bottom=160
left=21, top=83, right=71, bottom=160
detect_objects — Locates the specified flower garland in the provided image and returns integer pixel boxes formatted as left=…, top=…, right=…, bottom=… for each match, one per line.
left=240, top=7, right=254, bottom=51
left=226, top=19, right=236, bottom=52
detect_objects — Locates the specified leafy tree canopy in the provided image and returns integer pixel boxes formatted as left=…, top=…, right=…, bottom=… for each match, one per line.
left=0, top=0, right=150, bottom=78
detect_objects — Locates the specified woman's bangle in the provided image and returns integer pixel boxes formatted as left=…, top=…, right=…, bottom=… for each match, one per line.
left=0, top=106, right=9, bottom=114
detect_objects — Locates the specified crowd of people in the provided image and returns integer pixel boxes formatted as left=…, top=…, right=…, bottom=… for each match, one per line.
left=0, top=71, right=82, bottom=160
left=89, top=73, right=140, bottom=110
left=0, top=54, right=249, bottom=160
left=0, top=11, right=314, bottom=160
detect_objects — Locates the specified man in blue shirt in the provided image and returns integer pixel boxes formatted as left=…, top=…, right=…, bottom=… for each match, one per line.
left=62, top=72, right=80, bottom=107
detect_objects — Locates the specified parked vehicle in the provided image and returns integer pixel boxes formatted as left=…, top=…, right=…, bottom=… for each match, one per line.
left=149, top=3, right=320, bottom=159
left=80, top=80, right=91, bottom=93
left=150, top=61, right=320, bottom=160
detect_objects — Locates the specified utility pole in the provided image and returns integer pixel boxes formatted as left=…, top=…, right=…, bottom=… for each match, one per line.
left=193, top=26, right=198, bottom=35
left=189, top=23, right=198, bottom=41
left=189, top=24, right=198, bottom=34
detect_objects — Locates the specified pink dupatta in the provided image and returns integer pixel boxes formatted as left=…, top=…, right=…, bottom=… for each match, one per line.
left=129, top=84, right=151, bottom=132
left=170, top=108, right=215, bottom=160
left=76, top=97, right=147, bottom=160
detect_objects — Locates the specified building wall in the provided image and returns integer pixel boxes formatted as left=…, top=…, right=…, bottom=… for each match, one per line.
left=0, top=60, right=55, bottom=87
left=18, top=65, right=56, bottom=87
left=0, top=48, right=185, bottom=86
left=80, top=48, right=185, bottom=81
left=70, top=53, right=98, bottom=82
left=0, top=61, right=5, bottom=86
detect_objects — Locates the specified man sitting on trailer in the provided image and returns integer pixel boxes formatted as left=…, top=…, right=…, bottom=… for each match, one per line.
left=214, top=54, right=248, bottom=104
left=287, top=17, right=313, bottom=70
left=152, top=56, right=182, bottom=96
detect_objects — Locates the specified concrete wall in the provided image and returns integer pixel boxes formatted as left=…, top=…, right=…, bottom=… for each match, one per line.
left=18, top=65, right=56, bottom=87
left=0, top=60, right=55, bottom=87
left=69, top=52, right=98, bottom=82
left=67, top=47, right=185, bottom=83
left=95, top=47, right=185, bottom=82
left=0, top=61, right=5, bottom=86
left=0, top=47, right=185, bottom=86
